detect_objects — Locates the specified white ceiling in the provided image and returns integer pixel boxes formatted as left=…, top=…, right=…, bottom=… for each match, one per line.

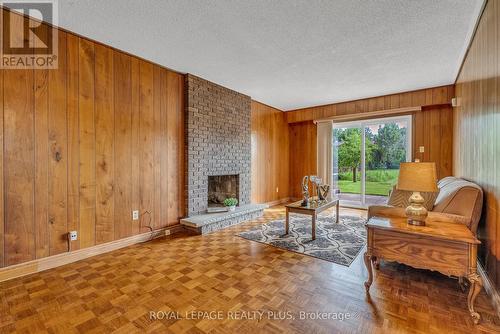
left=23, top=1, right=486, bottom=110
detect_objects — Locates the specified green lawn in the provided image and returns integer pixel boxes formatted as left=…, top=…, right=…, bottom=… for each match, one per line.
left=337, top=169, right=399, bottom=196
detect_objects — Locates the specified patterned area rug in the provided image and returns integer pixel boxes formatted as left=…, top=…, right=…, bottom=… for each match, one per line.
left=238, top=214, right=366, bottom=266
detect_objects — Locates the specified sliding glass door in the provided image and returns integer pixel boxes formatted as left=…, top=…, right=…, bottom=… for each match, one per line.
left=333, top=115, right=411, bottom=208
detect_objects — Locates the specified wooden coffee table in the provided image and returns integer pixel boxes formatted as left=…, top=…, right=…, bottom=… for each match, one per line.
left=285, top=198, right=339, bottom=240
left=364, top=216, right=482, bottom=324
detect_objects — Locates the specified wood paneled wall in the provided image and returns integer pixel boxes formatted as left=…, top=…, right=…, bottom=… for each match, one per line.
left=0, top=10, right=185, bottom=267
left=251, top=101, right=289, bottom=203
left=287, top=106, right=453, bottom=198
left=454, top=0, right=499, bottom=288
left=286, top=85, right=455, bottom=123
left=413, top=106, right=454, bottom=179
left=288, top=121, right=317, bottom=198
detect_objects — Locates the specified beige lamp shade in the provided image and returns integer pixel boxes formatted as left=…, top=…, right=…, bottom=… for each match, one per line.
left=397, top=162, right=438, bottom=192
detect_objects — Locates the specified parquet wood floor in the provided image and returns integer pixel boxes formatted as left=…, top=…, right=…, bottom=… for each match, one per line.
left=0, top=205, right=499, bottom=334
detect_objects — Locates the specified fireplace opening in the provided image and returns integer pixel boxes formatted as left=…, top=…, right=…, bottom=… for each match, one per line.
left=208, top=175, right=239, bottom=209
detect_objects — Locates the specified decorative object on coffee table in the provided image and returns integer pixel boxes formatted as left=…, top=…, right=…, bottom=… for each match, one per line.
left=364, top=216, right=482, bottom=324
left=312, top=176, right=321, bottom=203
left=301, top=175, right=310, bottom=206
left=397, top=162, right=438, bottom=226
left=286, top=198, right=339, bottom=240
left=318, top=184, right=330, bottom=201
left=223, top=197, right=238, bottom=212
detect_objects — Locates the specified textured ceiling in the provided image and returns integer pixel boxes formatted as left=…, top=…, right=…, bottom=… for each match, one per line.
left=23, top=1, right=486, bottom=110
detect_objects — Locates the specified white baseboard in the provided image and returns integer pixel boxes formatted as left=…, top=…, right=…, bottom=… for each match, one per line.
left=0, top=225, right=182, bottom=283
left=264, top=197, right=291, bottom=207
left=477, top=261, right=500, bottom=319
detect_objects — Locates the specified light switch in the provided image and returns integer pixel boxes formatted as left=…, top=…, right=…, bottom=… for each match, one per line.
left=419, top=146, right=425, bottom=153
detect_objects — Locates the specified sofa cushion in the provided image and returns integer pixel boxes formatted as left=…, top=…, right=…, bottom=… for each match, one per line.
left=387, top=186, right=439, bottom=211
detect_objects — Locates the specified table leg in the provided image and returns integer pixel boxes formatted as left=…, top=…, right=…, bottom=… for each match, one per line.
left=336, top=201, right=340, bottom=224
left=467, top=273, right=483, bottom=324
left=285, top=208, right=289, bottom=235
left=312, top=213, right=316, bottom=240
left=364, top=252, right=373, bottom=292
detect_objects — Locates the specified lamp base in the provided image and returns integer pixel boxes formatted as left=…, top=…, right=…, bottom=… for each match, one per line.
left=407, top=218, right=426, bottom=226
left=405, top=191, right=428, bottom=226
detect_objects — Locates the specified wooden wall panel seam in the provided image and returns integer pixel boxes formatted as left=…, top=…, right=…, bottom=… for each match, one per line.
left=153, top=67, right=161, bottom=229
left=131, top=58, right=141, bottom=236
left=34, top=43, right=49, bottom=259
left=78, top=38, right=96, bottom=249
left=139, top=61, right=155, bottom=233
left=48, top=31, right=68, bottom=256
left=94, top=44, right=115, bottom=244
left=66, top=33, right=80, bottom=251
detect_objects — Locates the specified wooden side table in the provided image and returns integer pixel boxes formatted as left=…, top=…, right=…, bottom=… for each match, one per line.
left=364, top=216, right=482, bottom=324
left=285, top=198, right=339, bottom=240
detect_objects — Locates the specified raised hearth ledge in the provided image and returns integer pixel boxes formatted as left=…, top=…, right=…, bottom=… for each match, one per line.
left=181, top=204, right=267, bottom=235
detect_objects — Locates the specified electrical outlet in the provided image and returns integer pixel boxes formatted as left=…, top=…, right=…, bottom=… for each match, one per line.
left=132, top=210, right=139, bottom=220
left=69, top=231, right=77, bottom=241
left=165, top=229, right=171, bottom=236
left=276, top=187, right=279, bottom=193
left=419, top=146, right=425, bottom=153
left=414, top=158, right=421, bottom=162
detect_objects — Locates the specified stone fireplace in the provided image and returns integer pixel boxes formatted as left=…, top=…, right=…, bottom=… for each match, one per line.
left=185, top=74, right=251, bottom=216
left=208, top=175, right=239, bottom=208
left=181, top=75, right=265, bottom=234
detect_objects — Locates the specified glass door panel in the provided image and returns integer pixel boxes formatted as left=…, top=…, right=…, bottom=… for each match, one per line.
left=333, top=115, right=411, bottom=208
left=333, top=125, right=363, bottom=207
left=363, top=118, right=411, bottom=206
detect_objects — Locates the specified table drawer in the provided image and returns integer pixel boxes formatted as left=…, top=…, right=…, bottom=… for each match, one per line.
left=371, top=229, right=469, bottom=276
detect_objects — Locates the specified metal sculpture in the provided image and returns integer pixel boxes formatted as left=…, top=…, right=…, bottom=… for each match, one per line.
left=318, top=184, right=330, bottom=201
left=301, top=175, right=310, bottom=206
left=301, top=175, right=330, bottom=205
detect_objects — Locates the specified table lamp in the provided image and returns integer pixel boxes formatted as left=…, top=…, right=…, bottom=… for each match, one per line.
left=397, top=162, right=438, bottom=226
